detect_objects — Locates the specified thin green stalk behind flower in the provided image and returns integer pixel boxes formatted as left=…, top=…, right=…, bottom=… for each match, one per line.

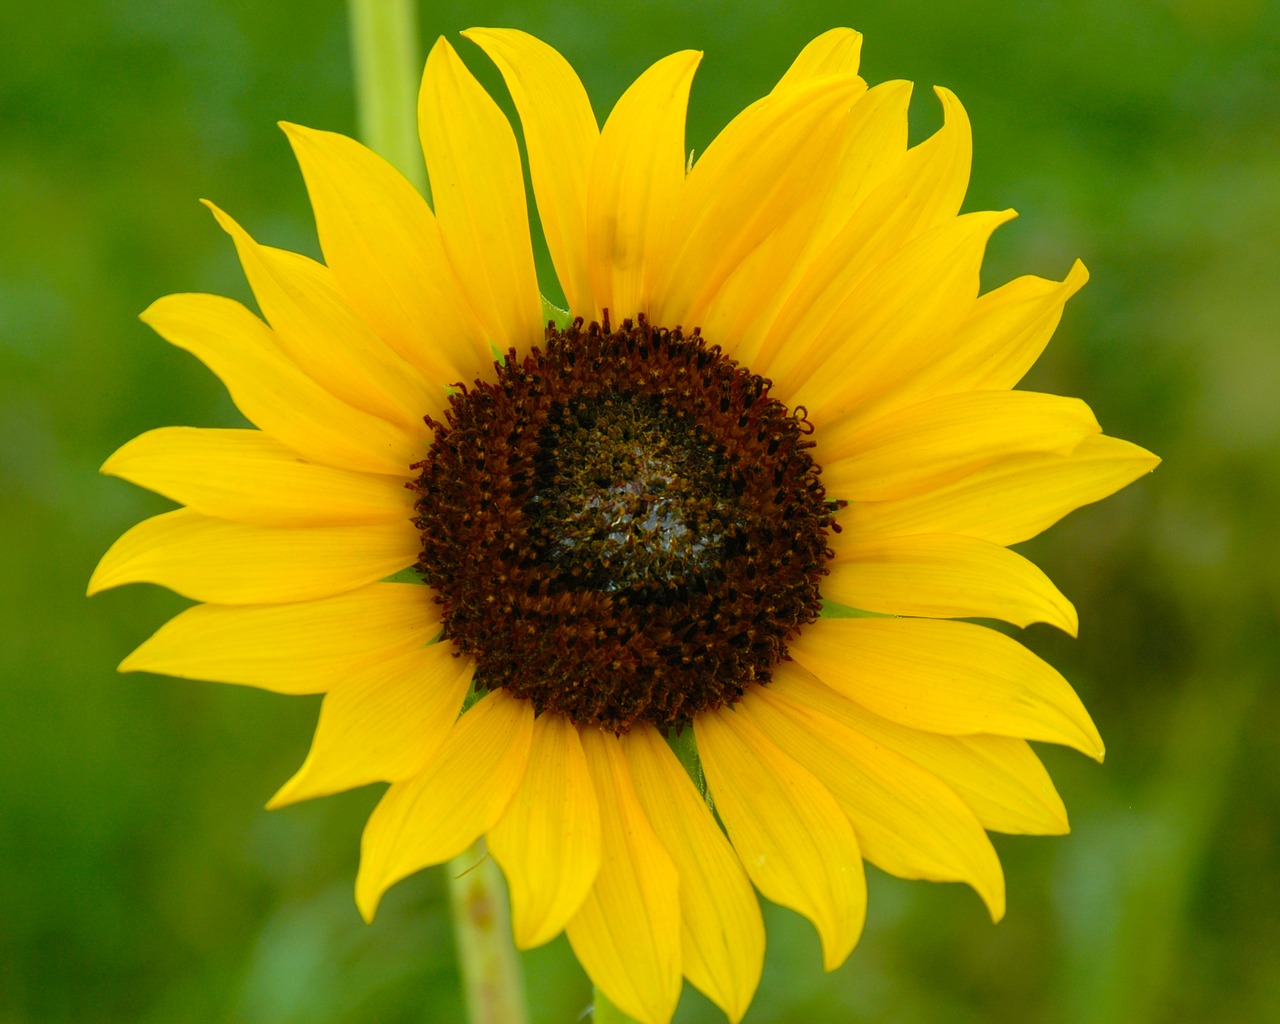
left=448, top=843, right=530, bottom=1024
left=347, top=0, right=428, bottom=196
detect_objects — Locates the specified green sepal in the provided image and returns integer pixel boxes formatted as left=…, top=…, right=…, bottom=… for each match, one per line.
left=380, top=567, right=427, bottom=585
left=540, top=295, right=571, bottom=331
left=820, top=599, right=893, bottom=618
left=665, top=724, right=708, bottom=799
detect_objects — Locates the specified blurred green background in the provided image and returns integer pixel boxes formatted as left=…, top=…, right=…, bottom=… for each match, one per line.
left=3, top=0, right=1277, bottom=1021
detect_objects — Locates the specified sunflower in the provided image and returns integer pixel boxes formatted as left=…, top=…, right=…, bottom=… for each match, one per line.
left=90, top=26, right=1158, bottom=1024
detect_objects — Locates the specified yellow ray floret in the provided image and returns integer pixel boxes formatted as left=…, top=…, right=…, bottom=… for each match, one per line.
left=488, top=714, right=602, bottom=950
left=118, top=583, right=440, bottom=693
left=696, top=707, right=867, bottom=972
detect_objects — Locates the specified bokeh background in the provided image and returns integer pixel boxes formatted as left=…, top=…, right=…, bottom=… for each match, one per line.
left=3, top=0, right=1278, bottom=1021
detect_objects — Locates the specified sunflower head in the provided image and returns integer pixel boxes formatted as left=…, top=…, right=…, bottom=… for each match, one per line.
left=413, top=314, right=843, bottom=732
left=92, top=25, right=1157, bottom=1024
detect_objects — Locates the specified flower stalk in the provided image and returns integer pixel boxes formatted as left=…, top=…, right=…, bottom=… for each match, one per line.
left=447, top=843, right=530, bottom=1024
left=346, top=0, right=429, bottom=195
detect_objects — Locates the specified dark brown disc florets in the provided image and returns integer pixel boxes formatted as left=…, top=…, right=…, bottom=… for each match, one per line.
left=411, top=315, right=841, bottom=732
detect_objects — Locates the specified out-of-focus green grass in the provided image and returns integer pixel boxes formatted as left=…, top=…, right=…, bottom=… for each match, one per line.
left=3, top=1, right=1277, bottom=1021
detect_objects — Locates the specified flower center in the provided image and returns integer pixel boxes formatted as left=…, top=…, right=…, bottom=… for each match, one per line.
left=525, top=392, right=734, bottom=591
left=412, top=316, right=841, bottom=732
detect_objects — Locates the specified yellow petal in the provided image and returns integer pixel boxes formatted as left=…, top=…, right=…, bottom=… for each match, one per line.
left=623, top=727, right=764, bottom=1023
left=891, top=260, right=1091, bottom=406
left=853, top=84, right=971, bottom=238
left=746, top=677, right=1006, bottom=919
left=695, top=706, right=865, bottom=971
left=102, top=427, right=413, bottom=526
left=650, top=74, right=865, bottom=328
left=711, top=80, right=911, bottom=367
left=269, top=642, right=473, bottom=807
left=773, top=664, right=1068, bottom=835
left=140, top=293, right=417, bottom=475
left=586, top=50, right=701, bottom=321
left=820, top=390, right=1101, bottom=502
left=488, top=714, right=602, bottom=949
left=88, top=508, right=418, bottom=604
left=356, top=690, right=534, bottom=921
left=771, top=28, right=863, bottom=91
left=754, top=86, right=971, bottom=375
left=825, top=532, right=1078, bottom=634
left=842, top=434, right=1161, bottom=546
left=566, top=728, right=682, bottom=1024
left=281, top=121, right=491, bottom=380
left=790, top=616, right=1105, bottom=759
left=780, top=210, right=1015, bottom=419
left=464, top=28, right=599, bottom=318
left=203, top=201, right=443, bottom=430
left=419, top=37, right=542, bottom=351
left=118, top=582, right=441, bottom=693
left=792, top=78, right=914, bottom=266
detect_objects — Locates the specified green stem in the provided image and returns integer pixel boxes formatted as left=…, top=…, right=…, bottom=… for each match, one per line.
left=346, top=0, right=429, bottom=196
left=593, top=986, right=641, bottom=1023
left=447, top=842, right=530, bottom=1024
